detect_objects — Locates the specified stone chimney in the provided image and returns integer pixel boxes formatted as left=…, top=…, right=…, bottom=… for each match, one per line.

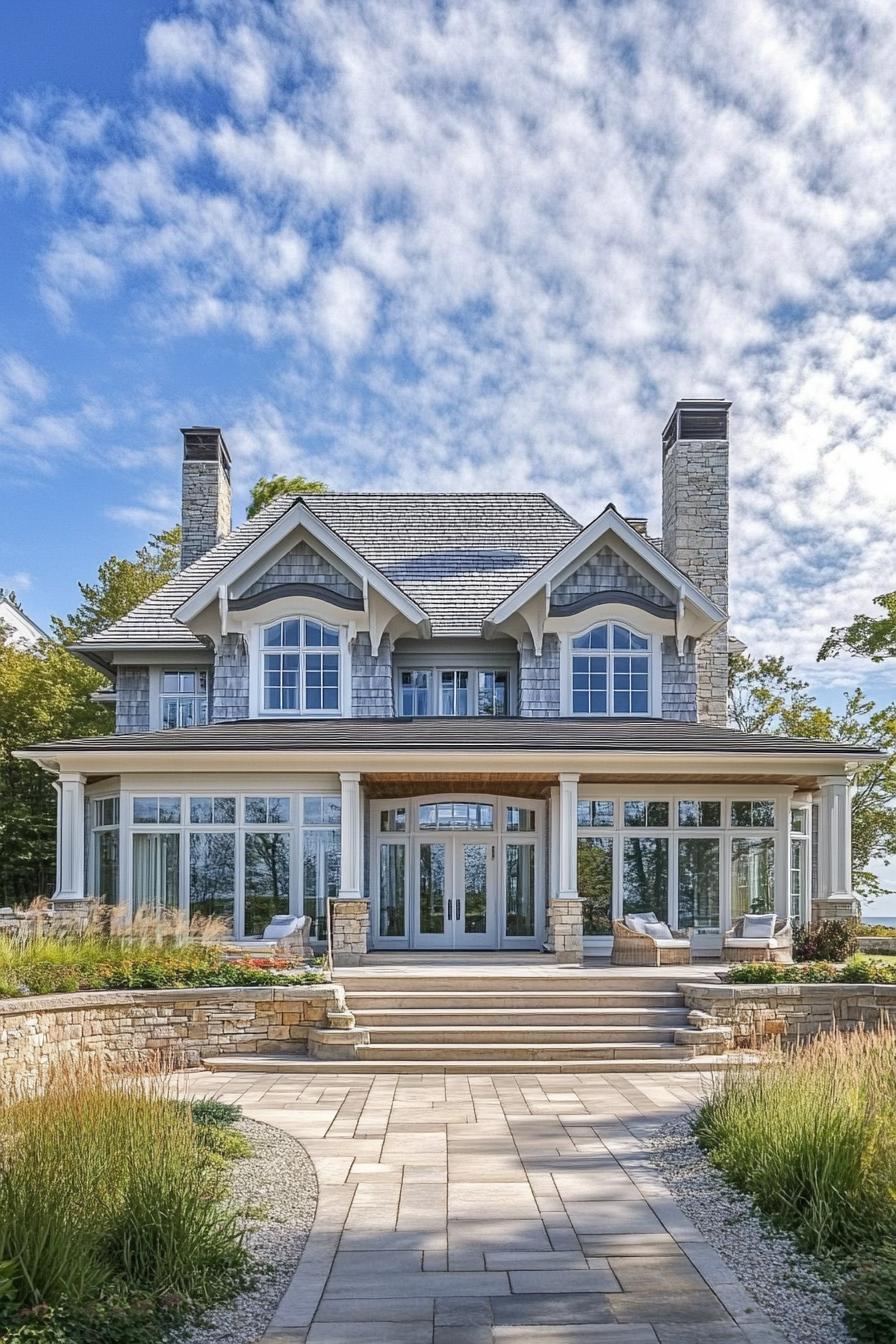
left=661, top=399, right=730, bottom=725
left=180, top=427, right=232, bottom=569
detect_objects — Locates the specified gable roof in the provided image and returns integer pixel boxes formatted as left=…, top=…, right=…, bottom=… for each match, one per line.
left=72, top=492, right=583, bottom=661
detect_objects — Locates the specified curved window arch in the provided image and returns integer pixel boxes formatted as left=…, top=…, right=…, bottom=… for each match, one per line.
left=262, top=617, right=340, bottom=713
left=571, top=622, right=651, bottom=716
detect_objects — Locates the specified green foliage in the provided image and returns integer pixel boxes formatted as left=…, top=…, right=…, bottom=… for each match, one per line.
left=860, top=923, right=896, bottom=937
left=51, top=528, right=180, bottom=643
left=843, top=1243, right=896, bottom=1344
left=819, top=591, right=896, bottom=665
left=191, top=1098, right=242, bottom=1127
left=0, top=931, right=325, bottom=999
left=726, top=955, right=896, bottom=984
left=793, top=917, right=859, bottom=963
left=196, top=1124, right=253, bottom=1167
left=728, top=652, right=896, bottom=899
left=0, top=1066, right=247, bottom=1342
left=246, top=473, right=326, bottom=519
left=695, top=1027, right=896, bottom=1257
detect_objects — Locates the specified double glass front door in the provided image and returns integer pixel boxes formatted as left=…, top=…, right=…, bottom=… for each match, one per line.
left=415, top=836, right=495, bottom=948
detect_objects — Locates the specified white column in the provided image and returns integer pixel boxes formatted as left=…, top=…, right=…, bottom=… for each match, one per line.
left=557, top=773, right=580, bottom=900
left=53, top=772, right=86, bottom=901
left=818, top=775, right=852, bottom=900
left=338, top=771, right=363, bottom=899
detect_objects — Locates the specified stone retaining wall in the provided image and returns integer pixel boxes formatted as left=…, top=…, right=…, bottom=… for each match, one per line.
left=0, top=984, right=351, bottom=1093
left=857, top=936, right=896, bottom=954
left=681, top=980, right=896, bottom=1047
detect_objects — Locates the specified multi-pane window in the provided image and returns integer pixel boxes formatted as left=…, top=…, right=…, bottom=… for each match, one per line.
left=396, top=668, right=511, bottom=716
left=160, top=670, right=208, bottom=729
left=731, top=800, right=775, bottom=827
left=262, top=619, right=340, bottom=713
left=418, top=801, right=494, bottom=830
left=571, top=623, right=650, bottom=716
left=91, top=796, right=120, bottom=904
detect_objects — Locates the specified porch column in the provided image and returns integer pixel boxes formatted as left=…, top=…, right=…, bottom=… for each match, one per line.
left=551, top=772, right=583, bottom=965
left=816, top=775, right=858, bottom=921
left=53, top=772, right=86, bottom=903
left=332, top=771, right=368, bottom=965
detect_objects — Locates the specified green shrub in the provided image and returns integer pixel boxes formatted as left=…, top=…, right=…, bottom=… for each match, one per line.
left=191, top=1099, right=242, bottom=1127
left=196, top=1125, right=253, bottom=1167
left=843, top=1243, right=896, bottom=1344
left=695, top=1027, right=896, bottom=1257
left=859, top=923, right=896, bottom=937
left=726, top=956, right=896, bottom=985
left=0, top=1064, right=248, bottom=1341
left=793, top=917, right=859, bottom=963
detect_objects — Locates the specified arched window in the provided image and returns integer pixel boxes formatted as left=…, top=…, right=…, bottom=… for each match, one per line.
left=571, top=622, right=650, bottom=716
left=262, top=618, right=340, bottom=713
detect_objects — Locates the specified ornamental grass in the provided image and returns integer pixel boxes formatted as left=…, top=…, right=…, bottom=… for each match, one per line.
left=0, top=1062, right=248, bottom=1342
left=695, top=1026, right=896, bottom=1256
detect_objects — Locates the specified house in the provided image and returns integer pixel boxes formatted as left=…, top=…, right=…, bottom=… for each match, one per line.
left=0, top=589, right=47, bottom=650
left=19, top=401, right=876, bottom=965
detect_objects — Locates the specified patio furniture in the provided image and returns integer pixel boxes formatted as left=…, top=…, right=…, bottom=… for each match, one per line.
left=611, top=914, right=692, bottom=966
left=723, top=915, right=792, bottom=963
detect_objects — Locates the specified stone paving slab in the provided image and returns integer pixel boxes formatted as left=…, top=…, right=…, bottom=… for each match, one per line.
left=171, top=1068, right=788, bottom=1344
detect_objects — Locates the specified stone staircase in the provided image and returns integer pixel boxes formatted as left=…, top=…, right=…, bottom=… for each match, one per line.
left=203, top=967, right=731, bottom=1074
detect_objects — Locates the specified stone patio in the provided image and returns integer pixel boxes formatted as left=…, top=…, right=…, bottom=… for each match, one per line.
left=174, top=1067, right=786, bottom=1344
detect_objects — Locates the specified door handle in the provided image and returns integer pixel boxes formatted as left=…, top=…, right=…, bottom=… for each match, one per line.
left=455, top=899, right=461, bottom=921
left=446, top=899, right=452, bottom=921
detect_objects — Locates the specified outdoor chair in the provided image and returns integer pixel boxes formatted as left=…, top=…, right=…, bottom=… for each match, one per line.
left=610, top=913, right=692, bottom=966
left=723, top=914, right=792, bottom=963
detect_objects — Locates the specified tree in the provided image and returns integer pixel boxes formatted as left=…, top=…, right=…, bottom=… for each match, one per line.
left=728, top=652, right=896, bottom=899
left=0, top=528, right=182, bottom=901
left=53, top=526, right=180, bottom=642
left=818, top=590, right=896, bottom=664
left=247, top=474, right=326, bottom=519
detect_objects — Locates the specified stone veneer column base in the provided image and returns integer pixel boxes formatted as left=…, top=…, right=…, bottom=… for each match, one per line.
left=549, top=898, right=583, bottom=966
left=331, top=899, right=370, bottom=966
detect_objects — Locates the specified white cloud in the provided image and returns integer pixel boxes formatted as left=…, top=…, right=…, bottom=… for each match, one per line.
left=2, top=0, right=896, bottom=688
left=105, top=489, right=179, bottom=532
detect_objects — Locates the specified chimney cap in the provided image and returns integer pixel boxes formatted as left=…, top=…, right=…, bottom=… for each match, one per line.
left=181, top=426, right=231, bottom=473
left=662, top=399, right=731, bottom=456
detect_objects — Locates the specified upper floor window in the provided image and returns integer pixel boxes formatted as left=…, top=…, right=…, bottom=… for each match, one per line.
left=262, top=618, right=340, bottom=714
left=571, top=623, right=650, bottom=716
left=161, top=670, right=208, bottom=729
left=397, top=667, right=510, bottom=717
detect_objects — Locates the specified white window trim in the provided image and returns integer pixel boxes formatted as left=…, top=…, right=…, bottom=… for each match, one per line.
left=394, top=665, right=515, bottom=717
left=559, top=621, right=662, bottom=717
left=249, top=617, right=351, bottom=719
left=148, top=665, right=211, bottom=732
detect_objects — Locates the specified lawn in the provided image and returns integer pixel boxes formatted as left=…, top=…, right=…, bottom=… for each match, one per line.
left=695, top=1026, right=896, bottom=1342
left=0, top=1067, right=251, bottom=1343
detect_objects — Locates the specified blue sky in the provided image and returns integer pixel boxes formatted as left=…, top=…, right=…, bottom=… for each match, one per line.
left=1, top=2, right=894, bottom=707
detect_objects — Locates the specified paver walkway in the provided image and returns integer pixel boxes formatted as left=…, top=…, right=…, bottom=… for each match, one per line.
left=176, top=1068, right=786, bottom=1344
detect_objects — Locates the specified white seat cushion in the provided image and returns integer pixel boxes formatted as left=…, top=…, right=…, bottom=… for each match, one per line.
left=644, top=920, right=674, bottom=941
left=624, top=912, right=657, bottom=934
left=654, top=939, right=691, bottom=949
left=726, top=937, right=780, bottom=948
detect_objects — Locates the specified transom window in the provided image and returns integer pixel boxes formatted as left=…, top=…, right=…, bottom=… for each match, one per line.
left=397, top=667, right=511, bottom=716
left=161, top=669, right=208, bottom=729
left=419, top=802, right=494, bottom=830
left=262, top=618, right=340, bottom=714
left=571, top=623, right=650, bottom=716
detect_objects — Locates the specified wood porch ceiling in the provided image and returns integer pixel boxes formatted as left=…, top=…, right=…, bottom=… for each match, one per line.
left=361, top=771, right=820, bottom=798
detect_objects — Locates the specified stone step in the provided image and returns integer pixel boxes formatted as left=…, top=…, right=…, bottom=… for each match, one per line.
left=362, top=1025, right=681, bottom=1045
left=352, top=1007, right=690, bottom=1027
left=338, top=974, right=691, bottom=994
left=356, top=1041, right=692, bottom=1062
left=345, top=990, right=687, bottom=1010
left=201, top=1053, right=744, bottom=1075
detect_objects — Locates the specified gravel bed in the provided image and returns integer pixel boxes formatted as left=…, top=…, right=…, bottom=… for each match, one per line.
left=173, top=1116, right=317, bottom=1344
left=649, top=1115, right=853, bottom=1344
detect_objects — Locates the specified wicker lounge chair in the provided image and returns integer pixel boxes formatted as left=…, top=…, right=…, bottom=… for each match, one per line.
left=723, top=915, right=792, bottom=963
left=610, top=918, right=692, bottom=967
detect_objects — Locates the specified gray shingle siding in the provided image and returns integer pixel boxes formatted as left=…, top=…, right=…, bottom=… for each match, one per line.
left=213, top=635, right=250, bottom=721
left=241, top=540, right=362, bottom=601
left=519, top=635, right=561, bottom=717
left=552, top=547, right=667, bottom=607
left=115, top=667, right=150, bottom=734
left=661, top=639, right=698, bottom=721
left=351, top=634, right=394, bottom=717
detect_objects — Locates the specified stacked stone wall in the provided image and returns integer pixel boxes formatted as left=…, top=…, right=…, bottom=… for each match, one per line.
left=680, top=981, right=896, bottom=1047
left=181, top=458, right=231, bottom=570
left=0, top=985, right=342, bottom=1094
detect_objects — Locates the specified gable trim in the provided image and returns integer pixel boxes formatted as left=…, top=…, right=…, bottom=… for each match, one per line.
left=548, top=589, right=675, bottom=619
left=484, top=506, right=726, bottom=633
left=174, top=498, right=430, bottom=633
left=229, top=583, right=365, bottom=613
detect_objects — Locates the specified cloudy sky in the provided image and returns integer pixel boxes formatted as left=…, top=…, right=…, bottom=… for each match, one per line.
left=1, top=0, right=895, bottom=709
